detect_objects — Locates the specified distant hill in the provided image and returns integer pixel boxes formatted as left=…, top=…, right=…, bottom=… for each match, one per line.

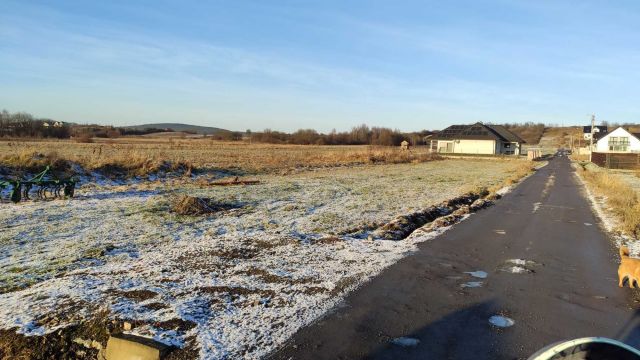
left=538, top=126, right=582, bottom=148
left=123, top=123, right=229, bottom=135
left=503, top=124, right=545, bottom=145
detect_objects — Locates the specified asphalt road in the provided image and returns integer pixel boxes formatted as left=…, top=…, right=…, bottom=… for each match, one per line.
left=270, top=155, right=640, bottom=360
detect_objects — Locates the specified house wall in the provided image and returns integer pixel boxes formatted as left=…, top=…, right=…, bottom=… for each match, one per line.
left=433, top=139, right=521, bottom=155
left=452, top=139, right=496, bottom=154
left=495, top=142, right=520, bottom=155
left=436, top=140, right=453, bottom=153
left=596, top=127, right=640, bottom=152
left=496, top=141, right=520, bottom=155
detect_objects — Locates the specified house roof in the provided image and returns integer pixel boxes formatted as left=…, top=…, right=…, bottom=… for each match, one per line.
left=486, top=124, right=525, bottom=143
left=596, top=127, right=640, bottom=143
left=583, top=125, right=608, bottom=134
left=431, top=123, right=525, bottom=143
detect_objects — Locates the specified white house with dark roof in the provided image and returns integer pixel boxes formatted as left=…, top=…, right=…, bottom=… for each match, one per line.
left=583, top=125, right=608, bottom=141
left=429, top=122, right=525, bottom=155
left=595, top=127, right=640, bottom=153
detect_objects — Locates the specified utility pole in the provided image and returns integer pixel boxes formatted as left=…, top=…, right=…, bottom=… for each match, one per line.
left=589, top=114, right=595, bottom=162
left=570, top=134, right=573, bottom=151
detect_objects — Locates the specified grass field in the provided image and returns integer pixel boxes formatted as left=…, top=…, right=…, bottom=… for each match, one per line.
left=0, top=138, right=438, bottom=176
left=0, top=139, right=534, bottom=358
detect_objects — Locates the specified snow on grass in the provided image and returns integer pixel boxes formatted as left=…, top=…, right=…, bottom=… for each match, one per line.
left=0, top=159, right=526, bottom=358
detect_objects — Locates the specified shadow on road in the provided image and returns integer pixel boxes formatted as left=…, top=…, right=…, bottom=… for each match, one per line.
left=618, top=307, right=640, bottom=349
left=364, top=299, right=508, bottom=360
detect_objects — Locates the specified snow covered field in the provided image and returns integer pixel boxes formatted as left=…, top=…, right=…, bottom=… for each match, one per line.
left=0, top=159, right=526, bottom=358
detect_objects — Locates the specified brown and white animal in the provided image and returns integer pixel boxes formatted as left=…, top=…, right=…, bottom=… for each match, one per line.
left=618, top=246, right=640, bottom=288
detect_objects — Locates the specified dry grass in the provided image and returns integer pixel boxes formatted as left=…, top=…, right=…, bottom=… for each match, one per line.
left=0, top=150, right=66, bottom=172
left=569, top=153, right=590, bottom=162
left=506, top=125, right=545, bottom=144
left=577, top=165, right=640, bottom=236
left=540, top=126, right=583, bottom=148
left=0, top=138, right=440, bottom=175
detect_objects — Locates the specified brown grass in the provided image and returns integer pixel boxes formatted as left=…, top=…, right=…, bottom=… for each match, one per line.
left=540, top=126, right=583, bottom=148
left=506, top=125, right=545, bottom=144
left=569, top=153, right=590, bottom=162
left=0, top=138, right=440, bottom=175
left=74, top=134, right=94, bottom=143
left=171, top=195, right=222, bottom=215
left=577, top=166, right=640, bottom=236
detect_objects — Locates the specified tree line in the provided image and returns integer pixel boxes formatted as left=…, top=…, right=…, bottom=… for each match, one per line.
left=250, top=125, right=432, bottom=146
left=0, top=110, right=433, bottom=146
left=0, top=110, right=71, bottom=138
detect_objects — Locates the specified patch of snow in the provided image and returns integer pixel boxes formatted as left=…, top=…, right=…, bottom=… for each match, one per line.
left=508, top=266, right=527, bottom=274
left=496, top=186, right=512, bottom=196
left=460, top=281, right=483, bottom=288
left=507, top=259, right=526, bottom=266
left=542, top=174, right=555, bottom=196
left=391, top=337, right=420, bottom=347
left=489, top=315, right=515, bottom=328
left=532, top=202, right=541, bottom=213
left=464, top=271, right=488, bottom=279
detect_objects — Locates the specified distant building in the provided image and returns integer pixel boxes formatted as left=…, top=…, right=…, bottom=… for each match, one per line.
left=429, top=123, right=524, bottom=155
left=42, top=121, right=64, bottom=128
left=595, top=127, right=640, bottom=153
left=583, top=125, right=608, bottom=141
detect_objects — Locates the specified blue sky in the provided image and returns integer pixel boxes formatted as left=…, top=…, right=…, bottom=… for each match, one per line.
left=2, top=0, right=640, bottom=132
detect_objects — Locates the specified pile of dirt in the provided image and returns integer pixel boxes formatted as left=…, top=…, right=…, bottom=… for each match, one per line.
left=171, top=195, right=231, bottom=215
left=370, top=189, right=493, bottom=240
left=0, top=310, right=111, bottom=360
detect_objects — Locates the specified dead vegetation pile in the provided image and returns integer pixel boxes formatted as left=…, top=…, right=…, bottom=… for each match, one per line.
left=207, top=176, right=260, bottom=186
left=171, top=195, right=223, bottom=215
left=366, top=149, right=441, bottom=164
left=577, top=166, right=640, bottom=237
left=370, top=189, right=492, bottom=240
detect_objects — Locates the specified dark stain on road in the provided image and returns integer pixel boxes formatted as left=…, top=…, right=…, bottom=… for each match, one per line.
left=269, top=156, right=640, bottom=360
